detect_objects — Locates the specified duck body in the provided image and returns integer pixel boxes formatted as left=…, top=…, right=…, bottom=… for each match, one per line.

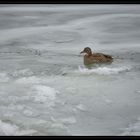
left=80, top=47, right=113, bottom=65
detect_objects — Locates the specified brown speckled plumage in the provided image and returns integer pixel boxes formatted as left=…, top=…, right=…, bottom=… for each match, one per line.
left=80, top=47, right=113, bottom=65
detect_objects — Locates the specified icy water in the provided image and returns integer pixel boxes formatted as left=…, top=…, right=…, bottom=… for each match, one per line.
left=0, top=4, right=140, bottom=135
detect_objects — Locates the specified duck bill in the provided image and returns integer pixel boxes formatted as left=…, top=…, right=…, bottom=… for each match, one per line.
left=80, top=50, right=84, bottom=54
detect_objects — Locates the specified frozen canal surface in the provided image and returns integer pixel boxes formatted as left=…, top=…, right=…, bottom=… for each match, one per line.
left=0, top=4, right=140, bottom=135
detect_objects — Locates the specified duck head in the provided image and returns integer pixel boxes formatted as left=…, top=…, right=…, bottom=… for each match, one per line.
left=80, top=47, right=92, bottom=55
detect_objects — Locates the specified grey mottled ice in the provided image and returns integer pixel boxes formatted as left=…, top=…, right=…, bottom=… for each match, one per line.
left=0, top=4, right=140, bottom=135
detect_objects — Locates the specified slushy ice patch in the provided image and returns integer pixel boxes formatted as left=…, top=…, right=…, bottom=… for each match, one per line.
left=12, top=69, right=34, bottom=78
left=78, top=65, right=132, bottom=75
left=0, top=73, right=10, bottom=82
left=30, top=85, right=59, bottom=106
left=0, top=120, right=36, bottom=135
left=15, top=76, right=41, bottom=84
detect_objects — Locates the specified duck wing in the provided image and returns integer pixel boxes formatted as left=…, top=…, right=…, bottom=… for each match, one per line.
left=103, top=54, right=113, bottom=59
left=93, top=53, right=112, bottom=59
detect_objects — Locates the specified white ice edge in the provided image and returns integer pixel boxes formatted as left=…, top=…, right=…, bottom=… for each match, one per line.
left=78, top=65, right=132, bottom=75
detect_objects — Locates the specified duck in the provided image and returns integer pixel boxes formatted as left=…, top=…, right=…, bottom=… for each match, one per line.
left=80, top=47, right=113, bottom=65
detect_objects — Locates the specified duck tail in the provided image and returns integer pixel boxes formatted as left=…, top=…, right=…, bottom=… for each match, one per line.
left=104, top=54, right=113, bottom=59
